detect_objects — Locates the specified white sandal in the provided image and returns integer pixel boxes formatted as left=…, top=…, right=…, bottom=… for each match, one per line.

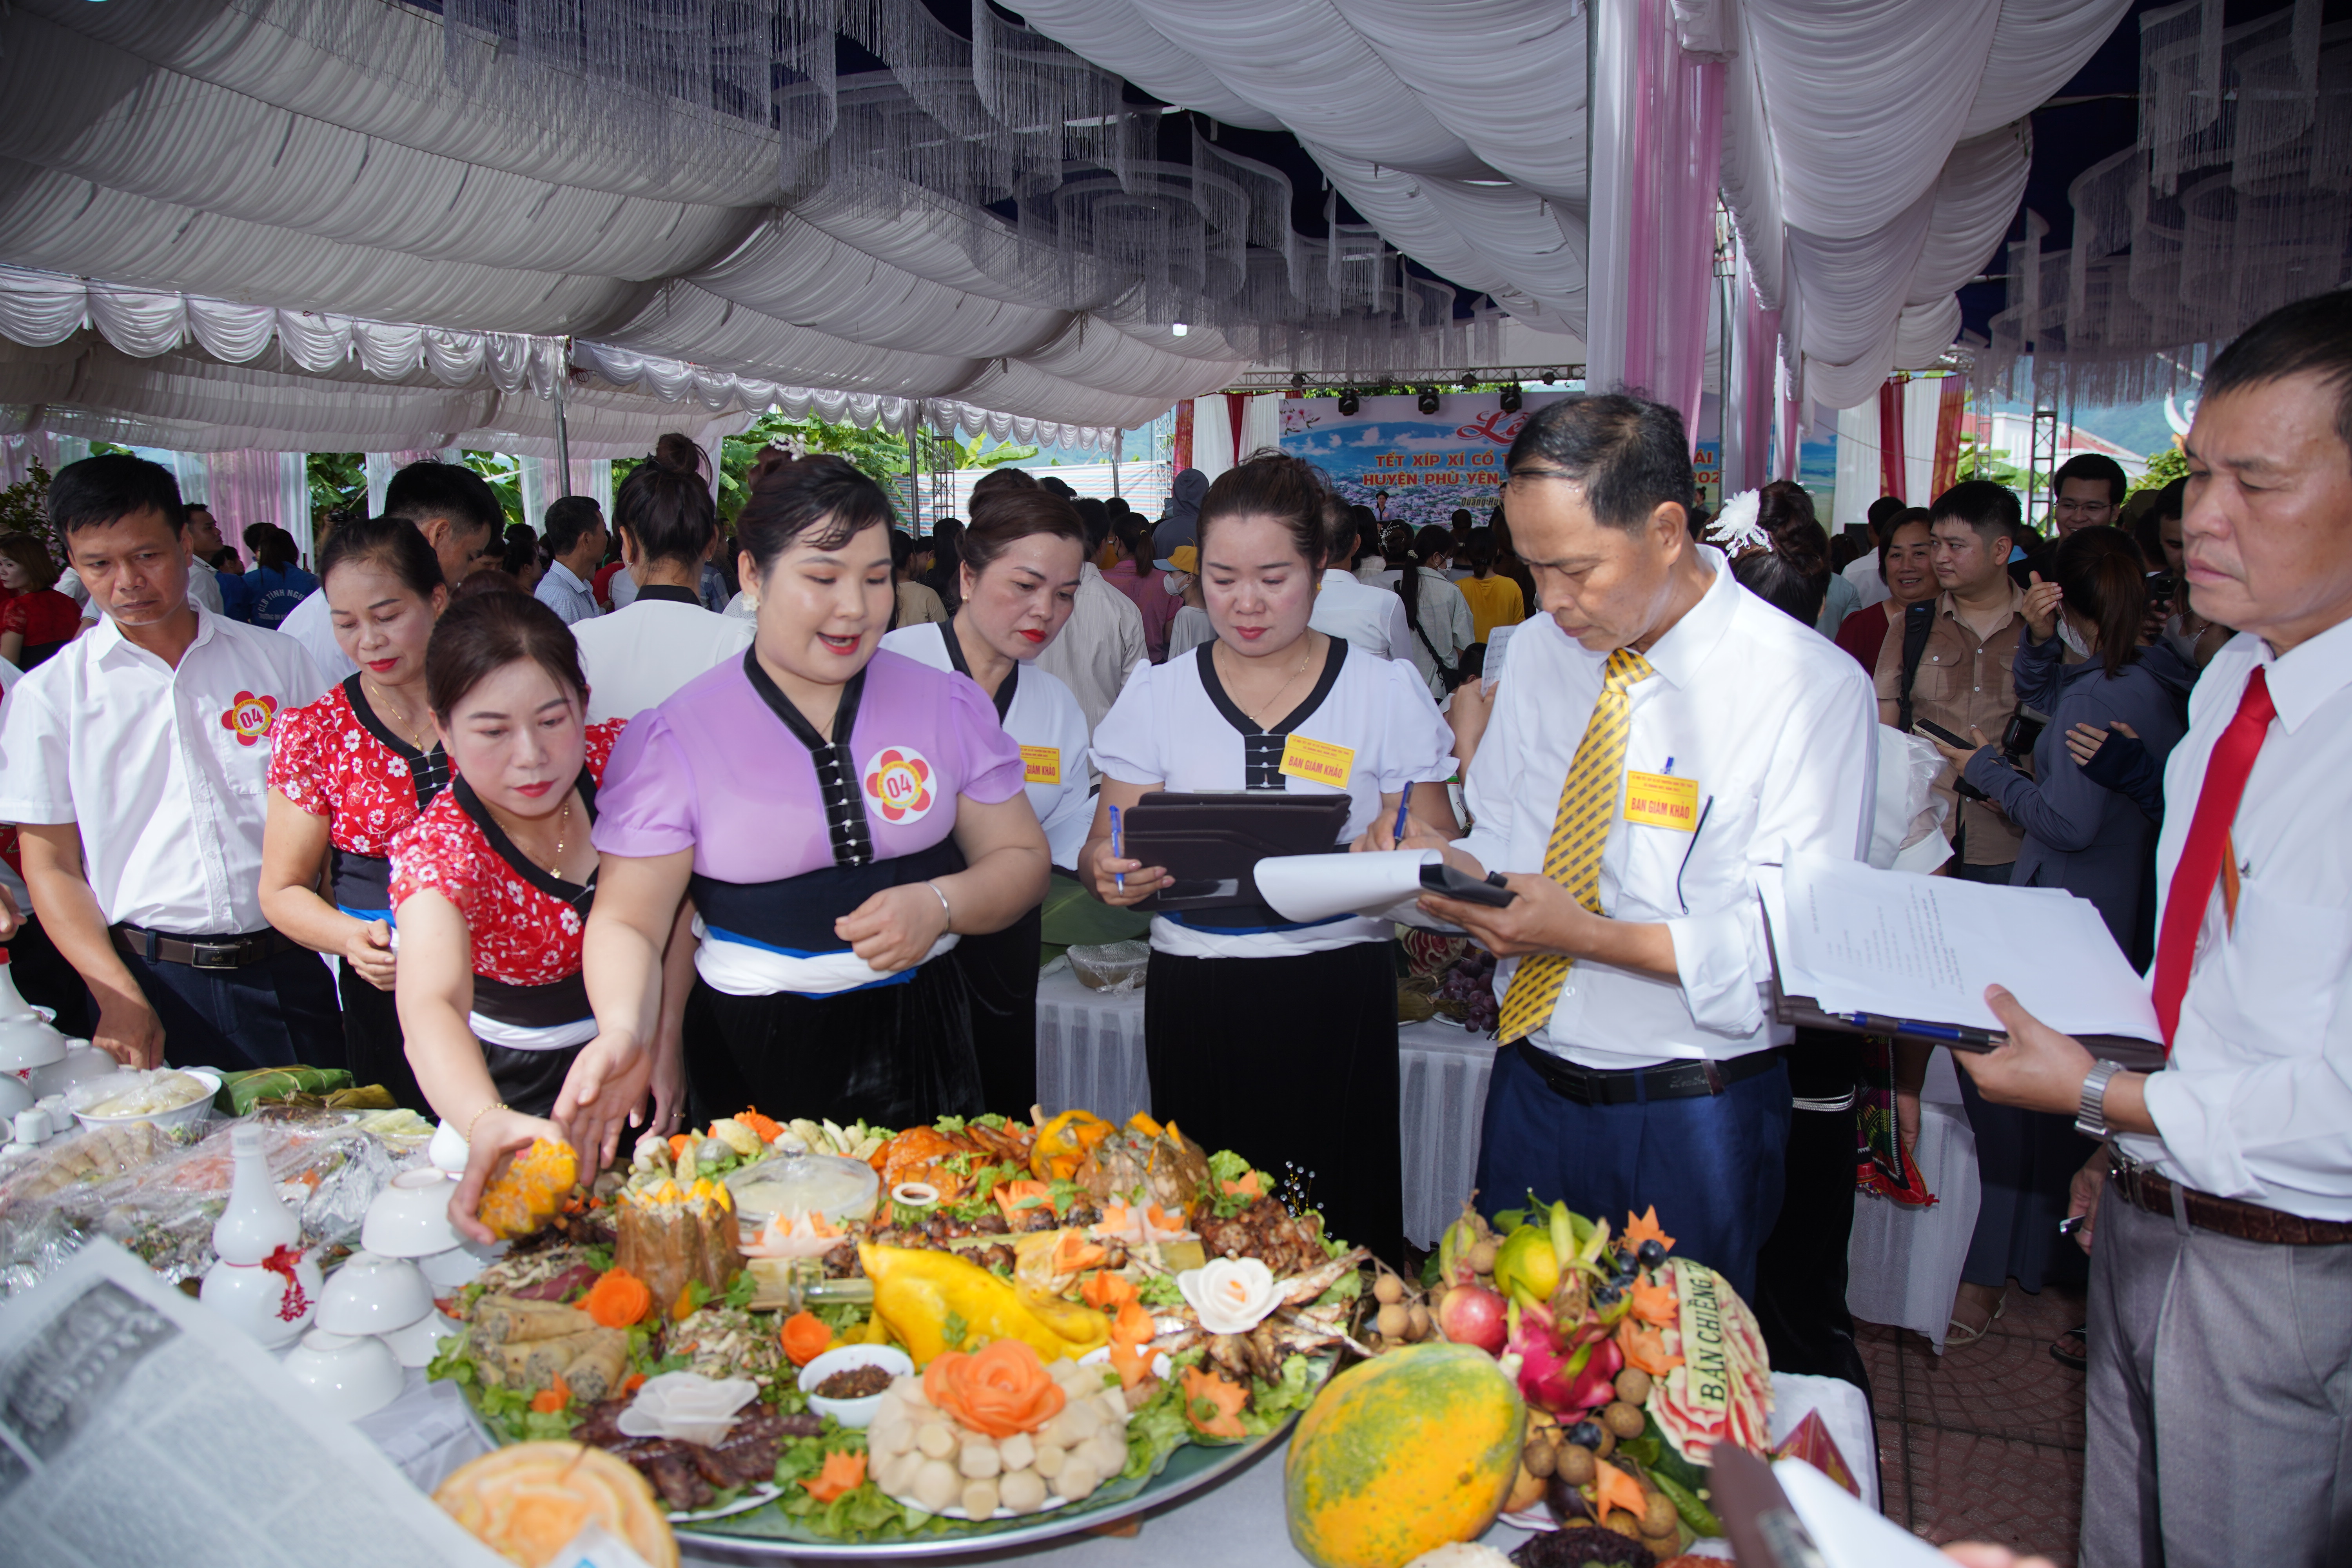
left=1943, top=1290, right=2007, bottom=1347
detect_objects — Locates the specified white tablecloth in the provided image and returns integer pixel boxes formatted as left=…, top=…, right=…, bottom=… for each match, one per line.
left=1845, top=1046, right=1980, bottom=1353
left=1034, top=964, right=1499, bottom=1249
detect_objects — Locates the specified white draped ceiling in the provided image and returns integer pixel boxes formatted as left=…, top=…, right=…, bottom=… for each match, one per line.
left=1708, top=0, right=2131, bottom=409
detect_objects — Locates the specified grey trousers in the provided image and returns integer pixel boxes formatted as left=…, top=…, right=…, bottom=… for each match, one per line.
left=2082, top=1180, right=2352, bottom=1567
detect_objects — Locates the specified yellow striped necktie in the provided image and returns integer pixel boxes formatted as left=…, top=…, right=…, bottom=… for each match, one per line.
left=1495, top=646, right=1654, bottom=1044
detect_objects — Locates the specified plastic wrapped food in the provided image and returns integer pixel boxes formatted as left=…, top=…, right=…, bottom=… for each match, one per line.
left=69, top=1069, right=210, bottom=1119
left=1067, top=940, right=1149, bottom=993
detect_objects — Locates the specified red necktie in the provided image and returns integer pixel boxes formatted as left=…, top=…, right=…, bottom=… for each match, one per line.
left=2151, top=666, right=2276, bottom=1051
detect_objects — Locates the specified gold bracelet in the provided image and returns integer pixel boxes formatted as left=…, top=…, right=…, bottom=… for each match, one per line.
left=466, top=1100, right=509, bottom=1144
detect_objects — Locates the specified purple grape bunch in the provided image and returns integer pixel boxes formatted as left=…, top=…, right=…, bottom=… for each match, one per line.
left=1434, top=947, right=1501, bottom=1033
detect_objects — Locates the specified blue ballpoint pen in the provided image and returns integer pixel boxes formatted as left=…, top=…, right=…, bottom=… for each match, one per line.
left=1391, top=795, right=1412, bottom=849
left=1110, top=804, right=1125, bottom=893
left=1845, top=1011, right=2000, bottom=1047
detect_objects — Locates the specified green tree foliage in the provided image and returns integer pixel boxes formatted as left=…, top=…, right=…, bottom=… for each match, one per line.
left=610, top=413, right=1036, bottom=529
left=2131, top=442, right=2188, bottom=494
left=461, top=451, right=525, bottom=531
left=308, top=452, right=365, bottom=524
left=0, top=461, right=50, bottom=536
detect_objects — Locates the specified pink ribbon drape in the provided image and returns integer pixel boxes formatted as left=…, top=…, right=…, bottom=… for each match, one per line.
left=207, top=449, right=289, bottom=564
left=1619, top=0, right=1725, bottom=438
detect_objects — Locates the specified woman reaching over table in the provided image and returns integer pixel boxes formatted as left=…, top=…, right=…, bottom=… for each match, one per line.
left=260, top=516, right=452, bottom=1111
left=879, top=469, right=1091, bottom=1115
left=1082, top=450, right=1459, bottom=1263
left=388, top=586, right=675, bottom=1236
left=583, top=452, right=1049, bottom=1130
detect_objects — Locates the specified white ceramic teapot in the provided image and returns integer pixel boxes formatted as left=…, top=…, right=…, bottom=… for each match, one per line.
left=198, top=1124, right=319, bottom=1346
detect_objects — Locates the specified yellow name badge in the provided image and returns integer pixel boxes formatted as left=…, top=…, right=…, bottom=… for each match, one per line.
left=1019, top=745, right=1062, bottom=787
left=1623, top=770, right=1700, bottom=831
left=1278, top=733, right=1356, bottom=788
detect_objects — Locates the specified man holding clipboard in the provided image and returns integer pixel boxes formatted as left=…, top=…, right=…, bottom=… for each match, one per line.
left=1952, top=295, right=2352, bottom=1568
left=1400, top=395, right=1876, bottom=1301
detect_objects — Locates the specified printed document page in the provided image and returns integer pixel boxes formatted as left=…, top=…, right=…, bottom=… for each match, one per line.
left=1773, top=854, right=2161, bottom=1041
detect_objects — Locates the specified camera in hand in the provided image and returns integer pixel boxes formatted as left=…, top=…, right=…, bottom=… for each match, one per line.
left=2000, top=708, right=2048, bottom=759
left=2146, top=569, right=2179, bottom=603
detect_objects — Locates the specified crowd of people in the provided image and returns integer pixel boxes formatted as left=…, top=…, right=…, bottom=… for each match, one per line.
left=2, top=288, right=2348, bottom=1565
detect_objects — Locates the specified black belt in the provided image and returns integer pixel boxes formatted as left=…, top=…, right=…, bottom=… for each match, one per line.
left=113, top=924, right=298, bottom=971
left=1511, top=1040, right=1782, bottom=1106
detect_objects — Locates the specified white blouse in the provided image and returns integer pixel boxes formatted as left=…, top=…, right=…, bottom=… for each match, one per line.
left=878, top=621, right=1095, bottom=871
left=1092, top=637, right=1455, bottom=960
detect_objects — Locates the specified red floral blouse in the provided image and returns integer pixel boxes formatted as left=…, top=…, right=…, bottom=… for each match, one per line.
left=387, top=719, right=624, bottom=986
left=266, top=678, right=450, bottom=855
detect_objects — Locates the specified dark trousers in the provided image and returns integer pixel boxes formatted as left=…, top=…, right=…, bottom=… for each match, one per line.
left=336, top=961, right=430, bottom=1113
left=113, top=941, right=344, bottom=1074
left=1947, top=858, right=2016, bottom=886
left=954, top=904, right=1042, bottom=1119
left=1751, top=1029, right=1872, bottom=1396
left=1473, top=1041, right=1791, bottom=1304
left=1956, top=1068, right=2094, bottom=1294
left=10, top=915, right=94, bottom=1039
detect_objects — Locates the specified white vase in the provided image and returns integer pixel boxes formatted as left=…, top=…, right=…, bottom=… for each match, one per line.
left=212, top=1123, right=301, bottom=1265
left=0, top=955, right=65, bottom=1073
left=200, top=1250, right=322, bottom=1347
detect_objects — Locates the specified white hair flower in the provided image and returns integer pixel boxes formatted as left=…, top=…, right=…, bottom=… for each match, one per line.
left=1708, top=488, right=1768, bottom=555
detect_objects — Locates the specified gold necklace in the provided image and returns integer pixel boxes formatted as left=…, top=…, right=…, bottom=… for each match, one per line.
left=1228, top=637, right=1316, bottom=728
left=544, top=797, right=571, bottom=880
left=362, top=676, right=432, bottom=752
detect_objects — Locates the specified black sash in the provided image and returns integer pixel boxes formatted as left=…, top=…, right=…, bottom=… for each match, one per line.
left=740, top=647, right=875, bottom=867
left=691, top=839, right=965, bottom=954
left=451, top=769, right=598, bottom=1025
left=938, top=619, right=1018, bottom=722
left=333, top=674, right=451, bottom=914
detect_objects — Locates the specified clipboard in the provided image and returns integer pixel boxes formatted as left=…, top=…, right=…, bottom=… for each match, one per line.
left=1120, top=790, right=1355, bottom=913
left=1759, top=890, right=2167, bottom=1071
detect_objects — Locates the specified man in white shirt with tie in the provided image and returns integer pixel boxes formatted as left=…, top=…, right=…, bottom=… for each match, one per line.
left=1308, top=497, right=1410, bottom=662
left=1959, top=293, right=2352, bottom=1568
left=1409, top=394, right=1876, bottom=1301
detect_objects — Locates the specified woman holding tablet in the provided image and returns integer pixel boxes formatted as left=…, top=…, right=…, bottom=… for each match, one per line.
left=584, top=453, right=1049, bottom=1128
left=1083, top=451, right=1457, bottom=1261
left=880, top=469, right=1091, bottom=1114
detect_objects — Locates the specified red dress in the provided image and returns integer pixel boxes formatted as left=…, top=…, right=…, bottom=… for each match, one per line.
left=1835, top=606, right=1897, bottom=674
left=267, top=677, right=452, bottom=915
left=388, top=719, right=624, bottom=988
left=4, top=589, right=82, bottom=667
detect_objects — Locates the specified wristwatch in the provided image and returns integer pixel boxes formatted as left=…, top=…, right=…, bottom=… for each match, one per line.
left=2075, top=1059, right=2127, bottom=1140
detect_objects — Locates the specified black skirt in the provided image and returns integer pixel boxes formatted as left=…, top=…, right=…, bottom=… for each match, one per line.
left=1145, top=941, right=1403, bottom=1265
left=954, top=904, right=1042, bottom=1119
left=337, top=963, right=431, bottom=1114
left=691, top=955, right=983, bottom=1130
left=483, top=1041, right=586, bottom=1121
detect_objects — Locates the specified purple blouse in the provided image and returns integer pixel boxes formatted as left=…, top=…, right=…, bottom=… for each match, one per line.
left=592, top=649, right=1026, bottom=879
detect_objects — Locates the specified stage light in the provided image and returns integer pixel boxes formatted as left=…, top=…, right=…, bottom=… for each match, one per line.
left=1417, top=388, right=1441, bottom=414
left=1172, top=322, right=1189, bottom=338
left=1499, top=384, right=1522, bottom=412
left=1290, top=371, right=1307, bottom=389
left=1337, top=390, right=1360, bottom=415
left=1541, top=369, right=1557, bottom=385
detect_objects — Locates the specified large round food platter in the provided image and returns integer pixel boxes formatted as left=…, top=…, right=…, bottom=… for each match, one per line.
left=430, top=1109, right=1370, bottom=1558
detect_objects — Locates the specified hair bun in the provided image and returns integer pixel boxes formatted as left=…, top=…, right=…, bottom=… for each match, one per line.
left=652, top=432, right=708, bottom=475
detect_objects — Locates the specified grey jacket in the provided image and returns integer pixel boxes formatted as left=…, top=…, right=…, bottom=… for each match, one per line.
left=1964, top=639, right=2187, bottom=955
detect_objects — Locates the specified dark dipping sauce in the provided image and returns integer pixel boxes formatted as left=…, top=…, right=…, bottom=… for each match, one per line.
left=814, top=1364, right=894, bottom=1400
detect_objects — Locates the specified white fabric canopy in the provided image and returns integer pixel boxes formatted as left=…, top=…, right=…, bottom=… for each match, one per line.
left=1713, top=0, right=2129, bottom=409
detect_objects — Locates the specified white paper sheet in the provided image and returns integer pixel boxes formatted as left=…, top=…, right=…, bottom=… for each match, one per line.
left=1774, top=853, right=2161, bottom=1040
left=1252, top=849, right=1448, bottom=926
left=0, top=1240, right=508, bottom=1568
left=1775, top=1456, right=1951, bottom=1567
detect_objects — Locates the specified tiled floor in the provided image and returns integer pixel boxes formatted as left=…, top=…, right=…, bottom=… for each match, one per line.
left=1859, top=1284, right=2089, bottom=1565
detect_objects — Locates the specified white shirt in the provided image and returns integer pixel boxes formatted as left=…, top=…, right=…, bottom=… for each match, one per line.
left=0, top=655, right=23, bottom=913
left=1309, top=568, right=1410, bottom=664
left=2121, top=618, right=2352, bottom=1219
left=1843, top=548, right=1890, bottom=610
left=1460, top=549, right=1877, bottom=1067
left=1030, top=563, right=1146, bottom=736
left=1168, top=604, right=1215, bottom=661
left=608, top=564, right=639, bottom=609
left=277, top=588, right=356, bottom=683
left=56, top=567, right=89, bottom=610
left=186, top=557, right=223, bottom=614
left=1093, top=639, right=1454, bottom=960
left=1396, top=568, right=1476, bottom=700
left=881, top=621, right=1096, bottom=871
left=573, top=586, right=755, bottom=724
left=1353, top=555, right=1388, bottom=587
left=535, top=559, right=600, bottom=626
left=0, top=607, right=326, bottom=934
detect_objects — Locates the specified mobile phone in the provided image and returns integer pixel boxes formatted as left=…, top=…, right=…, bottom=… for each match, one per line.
left=1911, top=718, right=1970, bottom=749
left=1419, top=862, right=1519, bottom=907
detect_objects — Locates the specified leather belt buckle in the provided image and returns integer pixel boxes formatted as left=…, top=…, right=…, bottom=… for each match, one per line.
left=191, top=940, right=243, bottom=971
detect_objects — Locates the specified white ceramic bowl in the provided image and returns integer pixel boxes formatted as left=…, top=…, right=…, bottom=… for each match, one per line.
left=318, top=1250, right=434, bottom=1336
left=282, top=1328, right=403, bottom=1421
left=0, top=1006, right=65, bottom=1073
left=797, top=1344, right=915, bottom=1429
left=380, top=1309, right=462, bottom=1369
left=27, top=1043, right=119, bottom=1100
left=69, top=1067, right=220, bottom=1133
left=416, top=1235, right=505, bottom=1288
left=360, top=1168, right=465, bottom=1258
left=428, top=1120, right=470, bottom=1174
